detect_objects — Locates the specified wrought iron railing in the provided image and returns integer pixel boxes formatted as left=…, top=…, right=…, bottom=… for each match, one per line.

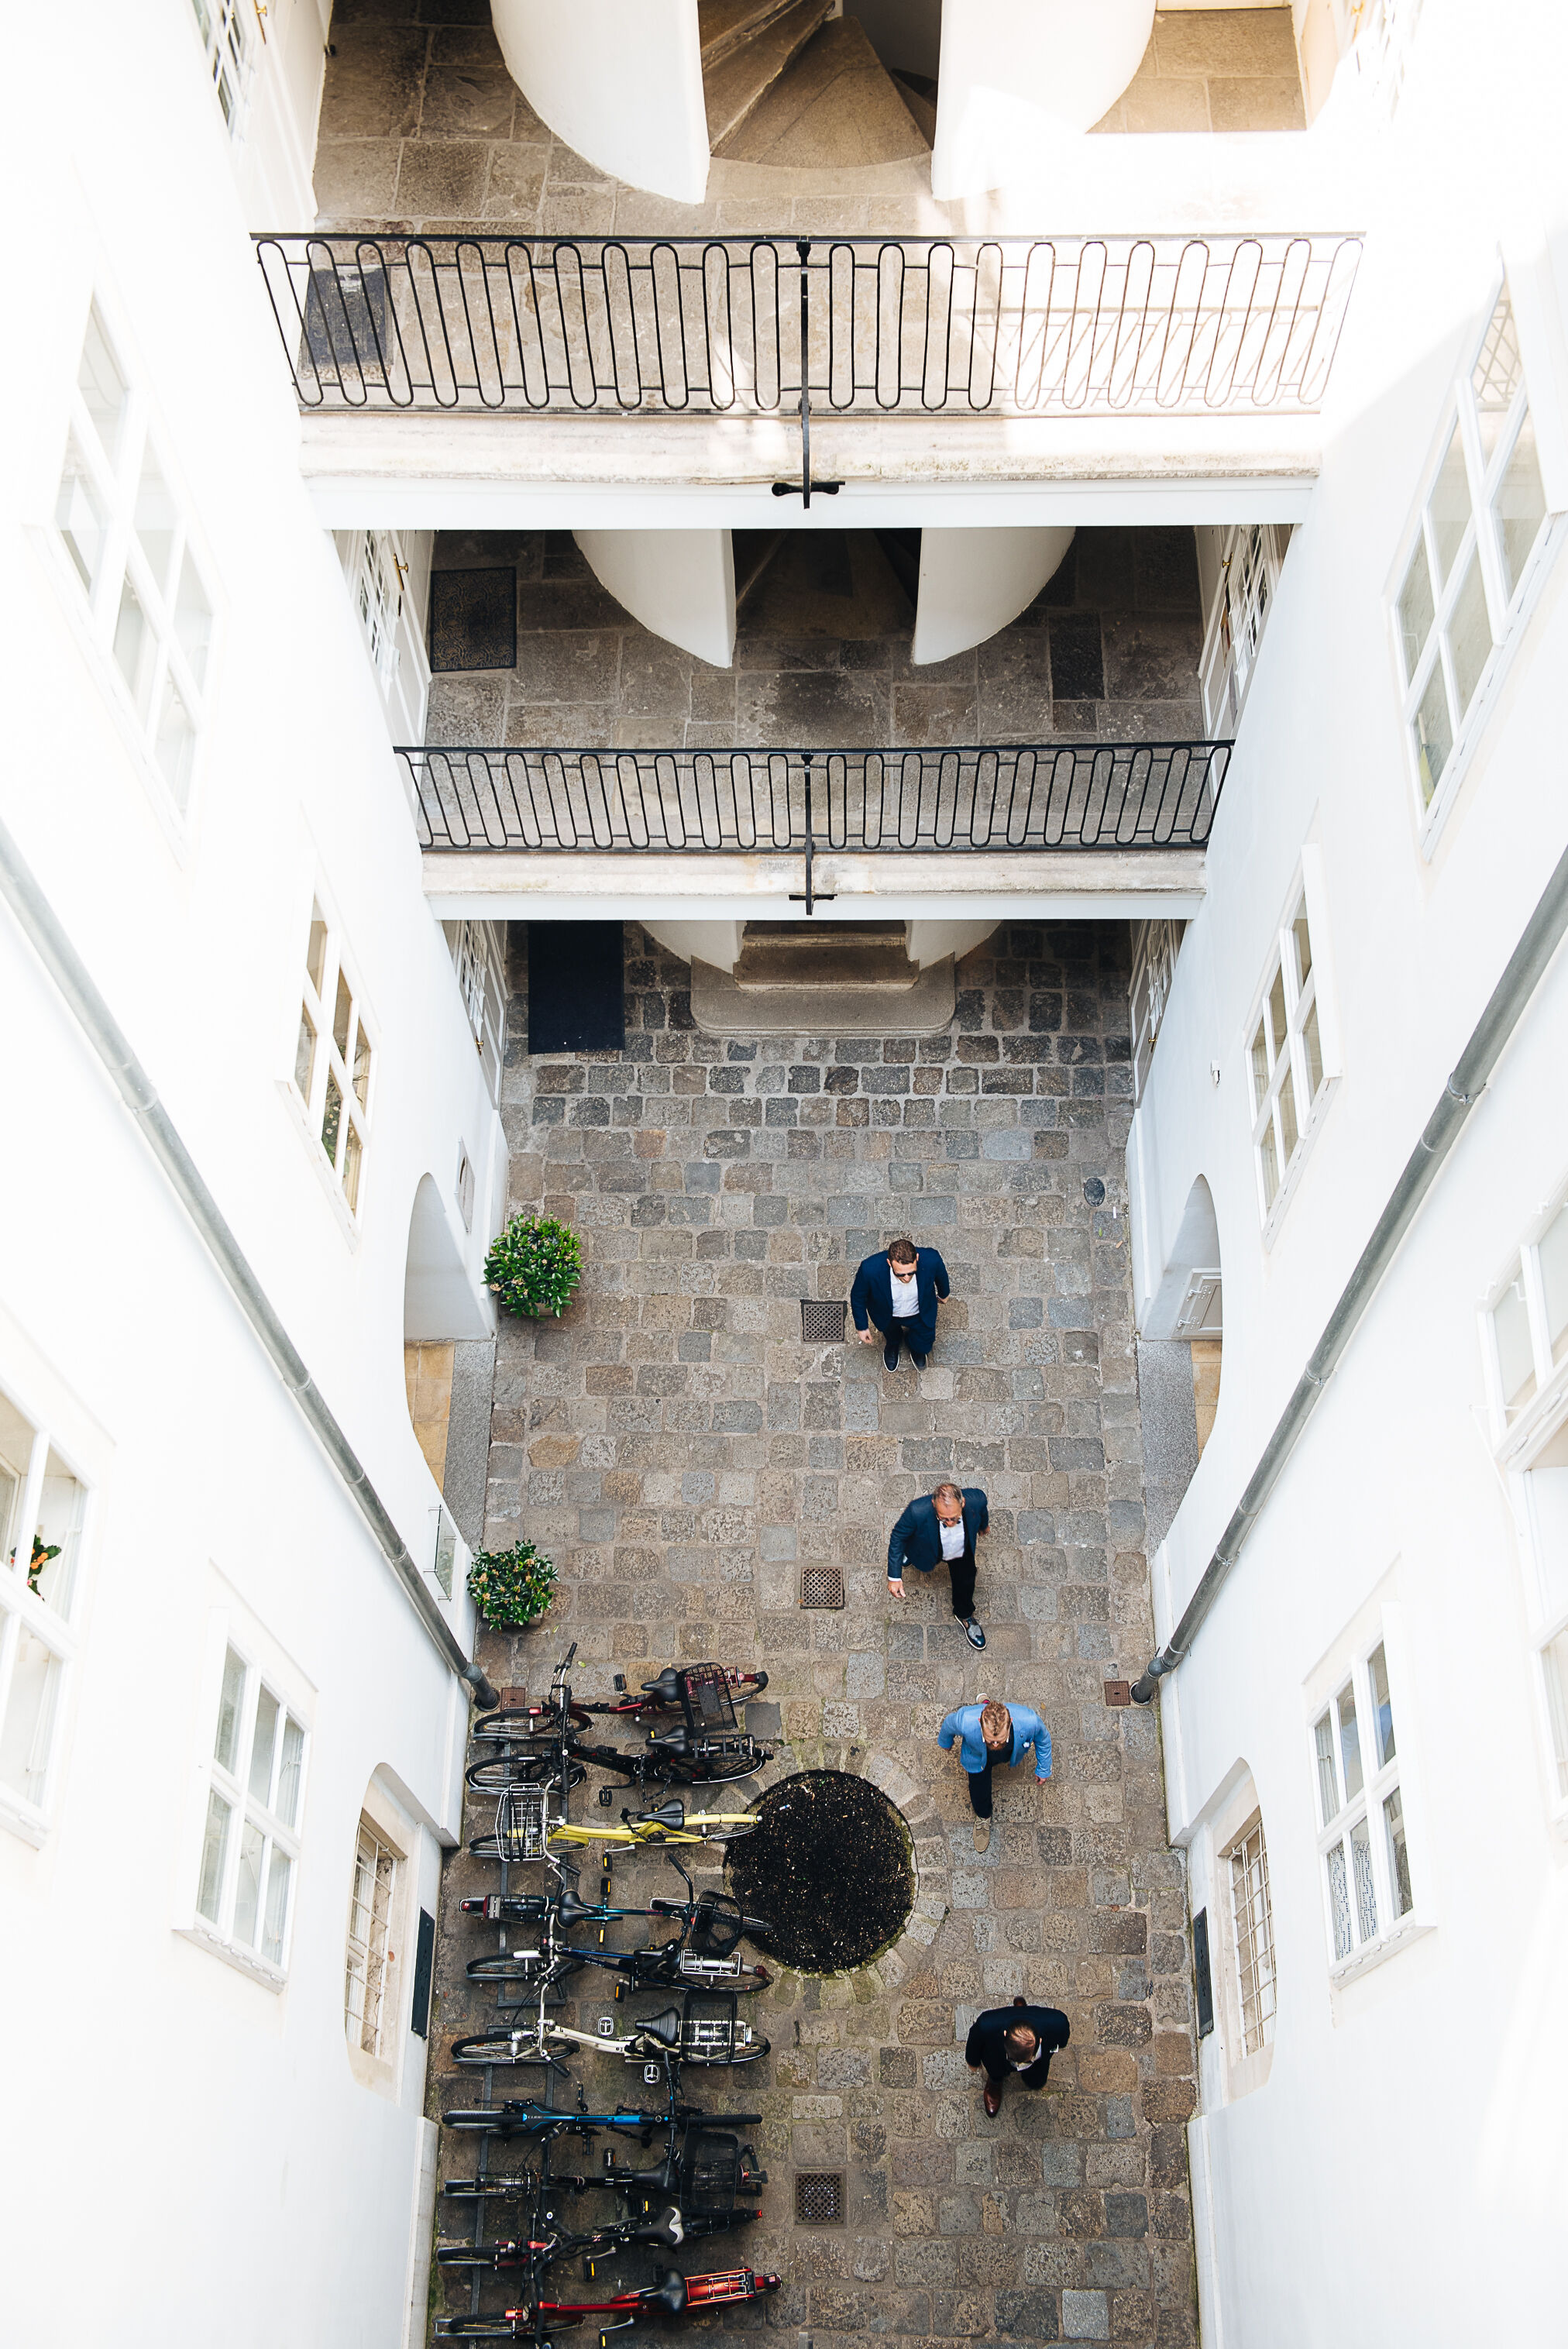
left=401, top=741, right=1231, bottom=856
left=257, top=232, right=1360, bottom=421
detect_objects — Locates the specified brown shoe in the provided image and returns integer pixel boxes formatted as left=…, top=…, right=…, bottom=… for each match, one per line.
left=972, top=1818, right=991, bottom=1854
left=983, top=2081, right=1003, bottom=2118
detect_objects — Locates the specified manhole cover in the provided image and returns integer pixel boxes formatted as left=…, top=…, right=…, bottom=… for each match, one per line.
left=801, top=1299, right=846, bottom=1344
left=795, top=2172, right=844, bottom=2226
left=726, top=1771, right=914, bottom=1973
left=800, top=1563, right=844, bottom=1610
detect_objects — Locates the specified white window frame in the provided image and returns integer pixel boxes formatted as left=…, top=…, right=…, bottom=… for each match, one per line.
left=346, top=1816, right=401, bottom=2061
left=186, top=1626, right=309, bottom=1988
left=1388, top=273, right=1563, bottom=853
left=1309, top=1630, right=1420, bottom=1982
left=1482, top=1181, right=1568, bottom=1453
left=1226, top=1812, right=1277, bottom=2058
left=48, top=298, right=218, bottom=841
left=288, top=889, right=377, bottom=1227
left=335, top=528, right=432, bottom=742
left=1243, top=851, right=1341, bottom=1243
left=1199, top=523, right=1286, bottom=737
left=187, top=0, right=259, bottom=142
left=0, top=1385, right=95, bottom=1845
left=444, top=920, right=508, bottom=1107
left=1129, top=918, right=1184, bottom=1106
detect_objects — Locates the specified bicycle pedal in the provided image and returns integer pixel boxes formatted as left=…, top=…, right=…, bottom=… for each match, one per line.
left=598, top=1785, right=614, bottom=1807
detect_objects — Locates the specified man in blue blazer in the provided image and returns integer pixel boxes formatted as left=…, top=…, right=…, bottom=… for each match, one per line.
left=887, top=1480, right=988, bottom=1651
left=937, top=1697, right=1051, bottom=1853
left=850, top=1236, right=950, bottom=1373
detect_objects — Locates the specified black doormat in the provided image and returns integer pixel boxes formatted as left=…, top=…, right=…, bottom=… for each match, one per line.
left=528, top=922, right=625, bottom=1054
left=428, top=567, right=518, bottom=673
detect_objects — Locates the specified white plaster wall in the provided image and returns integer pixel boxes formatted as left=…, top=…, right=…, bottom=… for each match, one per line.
left=641, top=918, right=745, bottom=973
left=912, top=527, right=1075, bottom=665
left=489, top=0, right=709, bottom=204
left=932, top=0, right=1156, bottom=197
left=574, top=528, right=738, bottom=669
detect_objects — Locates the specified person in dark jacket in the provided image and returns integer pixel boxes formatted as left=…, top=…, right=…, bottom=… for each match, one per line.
left=887, top=1481, right=989, bottom=1650
left=965, top=1996, right=1071, bottom=2117
left=850, top=1236, right=950, bottom=1373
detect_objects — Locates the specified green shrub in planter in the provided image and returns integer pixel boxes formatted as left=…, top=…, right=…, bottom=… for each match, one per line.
left=485, top=1213, right=583, bottom=1319
left=469, top=1539, right=557, bottom=1628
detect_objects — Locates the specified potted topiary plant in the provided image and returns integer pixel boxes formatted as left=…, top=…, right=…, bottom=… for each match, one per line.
left=468, top=1539, right=557, bottom=1630
left=485, top=1213, right=583, bottom=1319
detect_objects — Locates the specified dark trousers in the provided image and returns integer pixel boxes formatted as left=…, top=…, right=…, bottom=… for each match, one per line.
left=967, top=1757, right=994, bottom=1818
left=945, top=1546, right=977, bottom=1622
left=875, top=1311, right=937, bottom=1360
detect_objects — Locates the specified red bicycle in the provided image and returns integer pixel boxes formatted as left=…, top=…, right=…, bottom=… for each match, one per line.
left=434, top=2265, right=780, bottom=2339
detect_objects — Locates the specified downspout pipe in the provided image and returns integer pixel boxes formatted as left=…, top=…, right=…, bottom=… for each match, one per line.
left=0, top=814, right=497, bottom=1711
left=1133, top=832, right=1568, bottom=1704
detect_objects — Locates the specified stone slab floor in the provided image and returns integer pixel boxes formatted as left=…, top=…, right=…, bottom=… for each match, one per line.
left=425, top=922, right=1198, bottom=2349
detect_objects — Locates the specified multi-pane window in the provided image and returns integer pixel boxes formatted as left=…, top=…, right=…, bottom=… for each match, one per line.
left=346, top=1821, right=400, bottom=2058
left=294, top=899, right=375, bottom=1216
left=1542, top=1625, right=1568, bottom=1806
left=1312, top=1640, right=1413, bottom=1969
left=196, top=1642, right=306, bottom=1970
left=1200, top=524, right=1284, bottom=735
left=53, top=305, right=215, bottom=816
left=349, top=531, right=404, bottom=685
left=190, top=0, right=254, bottom=136
left=1227, top=1817, right=1277, bottom=2056
left=1393, top=280, right=1553, bottom=826
left=445, top=920, right=508, bottom=1106
left=1248, top=886, right=1329, bottom=1227
left=1485, top=1199, right=1568, bottom=1432
left=0, top=1390, right=88, bottom=1830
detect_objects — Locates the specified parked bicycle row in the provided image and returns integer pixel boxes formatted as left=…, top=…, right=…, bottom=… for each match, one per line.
left=435, top=1648, right=782, bottom=2345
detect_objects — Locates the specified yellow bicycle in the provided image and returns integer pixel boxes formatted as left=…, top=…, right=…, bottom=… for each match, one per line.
left=548, top=1797, right=758, bottom=1853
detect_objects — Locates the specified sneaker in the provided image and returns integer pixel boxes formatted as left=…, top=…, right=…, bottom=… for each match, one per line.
left=912, top=1352, right=929, bottom=1371
left=963, top=1618, right=986, bottom=1650
left=883, top=1340, right=899, bottom=1372
left=972, top=1818, right=991, bottom=1854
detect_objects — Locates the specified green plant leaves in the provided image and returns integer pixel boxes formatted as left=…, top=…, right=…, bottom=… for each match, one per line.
left=484, top=1213, right=584, bottom=1319
left=468, top=1538, right=557, bottom=1626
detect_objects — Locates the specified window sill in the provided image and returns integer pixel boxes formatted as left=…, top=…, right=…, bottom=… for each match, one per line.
left=1328, top=1914, right=1434, bottom=1990
left=277, top=1080, right=364, bottom=1249
left=175, top=1919, right=288, bottom=1992
left=0, top=1783, right=51, bottom=1849
left=1258, top=1082, right=1337, bottom=1251
left=1495, top=1359, right=1568, bottom=1470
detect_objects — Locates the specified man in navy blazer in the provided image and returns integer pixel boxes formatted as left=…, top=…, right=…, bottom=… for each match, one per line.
left=965, top=1996, right=1071, bottom=2117
left=887, top=1480, right=989, bottom=1650
left=850, top=1236, right=950, bottom=1373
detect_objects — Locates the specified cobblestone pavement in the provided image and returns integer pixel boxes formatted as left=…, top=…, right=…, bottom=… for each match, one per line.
left=426, top=922, right=1198, bottom=2349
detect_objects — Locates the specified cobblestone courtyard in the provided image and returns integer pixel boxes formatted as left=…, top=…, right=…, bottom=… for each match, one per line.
left=428, top=922, right=1198, bottom=2347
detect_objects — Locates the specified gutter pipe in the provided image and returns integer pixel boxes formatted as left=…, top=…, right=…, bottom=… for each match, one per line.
left=0, top=813, right=497, bottom=1711
left=1133, top=832, right=1568, bottom=1704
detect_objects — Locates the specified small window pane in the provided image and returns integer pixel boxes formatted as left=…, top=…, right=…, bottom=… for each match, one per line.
left=1258, top=1116, right=1279, bottom=1209
left=1350, top=1814, right=1378, bottom=1943
left=249, top=1686, right=280, bottom=1805
left=30, top=1455, right=85, bottom=1618
left=342, top=1119, right=363, bottom=1213
left=352, top=1026, right=373, bottom=1111
left=1429, top=418, right=1472, bottom=586
left=1250, top=1018, right=1271, bottom=1111
left=0, top=1628, right=60, bottom=1804
left=215, top=1646, right=246, bottom=1771
left=112, top=576, right=153, bottom=710
left=174, top=555, right=213, bottom=690
left=1446, top=552, right=1494, bottom=719
left=306, top=906, right=328, bottom=996
left=333, top=970, right=353, bottom=1058
left=1326, top=1838, right=1352, bottom=1961
left=78, top=308, right=128, bottom=462
left=294, top=1006, right=317, bottom=1101
left=1539, top=1204, right=1568, bottom=1365
left=154, top=675, right=196, bottom=810
left=1367, top=1643, right=1396, bottom=1769
left=1383, top=1787, right=1413, bottom=1917
left=1471, top=288, right=1524, bottom=457
left=1314, top=1712, right=1339, bottom=1826
left=276, top=1715, right=305, bottom=1829
left=1493, top=1272, right=1536, bottom=1417
left=322, top=1071, right=344, bottom=1169
left=1543, top=1627, right=1568, bottom=1804
left=1396, top=540, right=1434, bottom=680
left=55, top=439, right=108, bottom=593
left=198, top=1787, right=232, bottom=1921
left=1413, top=661, right=1453, bottom=807
left=1494, top=407, right=1548, bottom=603
left=263, top=1847, right=293, bottom=1965
left=234, top=1819, right=265, bottom=1947
left=1291, top=905, right=1312, bottom=987
left=1301, top=1001, right=1324, bottom=1100
left=1277, top=1077, right=1298, bottom=1165
left=133, top=449, right=178, bottom=597
left=1336, top=1682, right=1363, bottom=1802
left=1267, top=968, right=1288, bottom=1058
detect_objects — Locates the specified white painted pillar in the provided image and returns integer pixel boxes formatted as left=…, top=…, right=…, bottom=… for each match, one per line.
left=911, top=527, right=1076, bottom=666
left=573, top=529, right=738, bottom=669
left=641, top=919, right=746, bottom=974
left=931, top=0, right=1156, bottom=198
left=906, top=918, right=1000, bottom=971
left=489, top=1, right=709, bottom=205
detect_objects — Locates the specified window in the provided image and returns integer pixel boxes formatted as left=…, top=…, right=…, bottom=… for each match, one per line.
left=1200, top=524, right=1285, bottom=735
left=1485, top=1198, right=1568, bottom=1436
left=445, top=920, right=508, bottom=1106
left=294, top=899, right=375, bottom=1216
left=1247, top=879, right=1332, bottom=1231
left=1542, top=1626, right=1568, bottom=1805
left=190, top=0, right=255, bottom=136
left=194, top=1642, right=306, bottom=1972
left=1312, top=1639, right=1414, bottom=1970
left=1227, top=1816, right=1277, bottom=2056
left=349, top=531, right=405, bottom=686
left=53, top=304, right=215, bottom=818
left=0, top=1388, right=89, bottom=1834
left=346, top=1821, right=400, bottom=2059
left=1129, top=919, right=1184, bottom=1104
left=1391, top=280, right=1556, bottom=835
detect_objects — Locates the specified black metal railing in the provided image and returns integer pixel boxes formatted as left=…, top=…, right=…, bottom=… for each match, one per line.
left=401, top=741, right=1231, bottom=856
left=257, top=232, right=1361, bottom=421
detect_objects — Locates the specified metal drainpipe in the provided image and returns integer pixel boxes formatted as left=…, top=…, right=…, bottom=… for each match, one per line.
left=1133, top=831, right=1568, bottom=1705
left=0, top=813, right=497, bottom=1711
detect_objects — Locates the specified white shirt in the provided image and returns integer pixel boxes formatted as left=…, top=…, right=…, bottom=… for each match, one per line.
left=890, top=1270, right=920, bottom=1319
left=939, top=1515, right=966, bottom=1560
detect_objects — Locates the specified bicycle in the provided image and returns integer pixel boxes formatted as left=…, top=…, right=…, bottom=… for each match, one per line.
left=474, top=1662, right=767, bottom=1739
left=435, top=2203, right=688, bottom=2272
left=462, top=1880, right=771, bottom=1995
left=471, top=1661, right=771, bottom=1794
left=452, top=1992, right=769, bottom=2071
left=548, top=1798, right=759, bottom=1854
left=432, top=2265, right=781, bottom=2340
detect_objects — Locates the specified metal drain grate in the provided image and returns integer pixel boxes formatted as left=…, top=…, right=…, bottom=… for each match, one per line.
left=795, top=2172, right=844, bottom=2227
left=801, top=1299, right=847, bottom=1345
left=800, top=1563, right=845, bottom=1611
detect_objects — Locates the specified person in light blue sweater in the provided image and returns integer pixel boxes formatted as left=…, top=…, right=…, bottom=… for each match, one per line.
left=937, top=1698, right=1052, bottom=1853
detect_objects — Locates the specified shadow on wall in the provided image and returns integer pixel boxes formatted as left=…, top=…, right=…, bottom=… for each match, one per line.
left=1139, top=1174, right=1223, bottom=1544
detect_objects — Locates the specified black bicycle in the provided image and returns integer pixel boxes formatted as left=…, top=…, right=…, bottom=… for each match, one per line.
left=472, top=1660, right=771, bottom=1793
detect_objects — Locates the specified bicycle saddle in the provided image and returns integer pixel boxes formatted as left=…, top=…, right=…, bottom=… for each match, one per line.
left=634, top=1800, right=687, bottom=1832
left=647, top=1727, right=689, bottom=1754
left=555, top=1888, right=601, bottom=1927
left=633, top=2206, right=685, bottom=2250
left=645, top=2273, right=688, bottom=2318
left=640, top=1670, right=683, bottom=1705
left=636, top=2007, right=684, bottom=2050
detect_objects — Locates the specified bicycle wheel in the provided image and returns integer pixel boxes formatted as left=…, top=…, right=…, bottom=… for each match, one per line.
left=442, top=2175, right=536, bottom=2200
left=465, top=1952, right=571, bottom=1984
left=436, top=2244, right=515, bottom=2271
left=452, top=2032, right=569, bottom=2067
left=467, top=1756, right=586, bottom=1794
left=434, top=2322, right=518, bottom=2340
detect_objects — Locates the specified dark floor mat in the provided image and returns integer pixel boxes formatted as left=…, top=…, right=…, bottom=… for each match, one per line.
left=528, top=922, right=624, bottom=1054
left=428, top=566, right=518, bottom=672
